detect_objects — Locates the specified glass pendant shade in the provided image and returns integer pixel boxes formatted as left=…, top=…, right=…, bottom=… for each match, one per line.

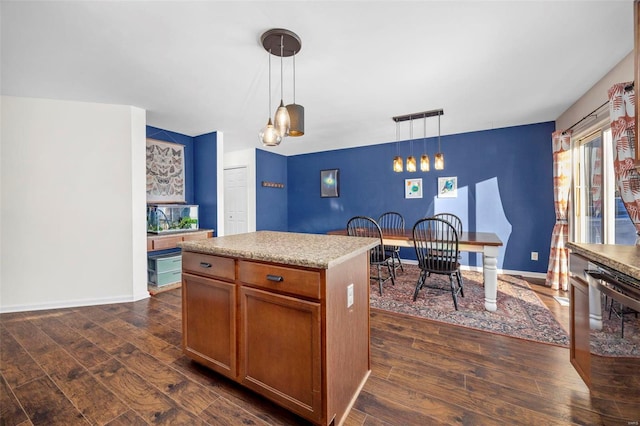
left=420, top=154, right=430, bottom=171
left=406, top=156, right=417, bottom=172
left=393, top=156, right=403, bottom=172
left=260, top=118, right=282, bottom=146
left=435, top=152, right=445, bottom=170
left=286, top=103, right=304, bottom=136
left=274, top=100, right=290, bottom=137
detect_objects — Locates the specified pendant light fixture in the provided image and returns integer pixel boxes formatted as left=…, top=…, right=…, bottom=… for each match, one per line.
left=393, top=121, right=403, bottom=172
left=406, top=118, right=417, bottom=172
left=420, top=116, right=430, bottom=172
left=260, top=29, right=303, bottom=144
left=392, top=108, right=443, bottom=172
left=259, top=49, right=282, bottom=146
left=273, top=35, right=290, bottom=137
left=286, top=50, right=304, bottom=136
left=434, top=111, right=444, bottom=170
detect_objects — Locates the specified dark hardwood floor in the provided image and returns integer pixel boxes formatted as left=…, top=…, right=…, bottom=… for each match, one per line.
left=1, top=279, right=639, bottom=425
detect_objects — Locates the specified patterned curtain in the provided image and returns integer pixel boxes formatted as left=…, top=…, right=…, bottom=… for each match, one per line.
left=608, top=82, right=640, bottom=245
left=546, top=131, right=572, bottom=290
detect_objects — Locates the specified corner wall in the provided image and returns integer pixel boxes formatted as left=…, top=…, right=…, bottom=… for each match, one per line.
left=556, top=51, right=633, bottom=131
left=1, top=96, right=148, bottom=312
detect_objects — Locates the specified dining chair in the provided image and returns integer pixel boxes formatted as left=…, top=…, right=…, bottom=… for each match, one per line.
left=378, top=211, right=405, bottom=274
left=433, top=212, right=463, bottom=236
left=347, top=216, right=396, bottom=295
left=412, top=217, right=464, bottom=310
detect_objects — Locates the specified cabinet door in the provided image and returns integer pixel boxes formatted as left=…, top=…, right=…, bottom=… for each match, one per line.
left=240, top=286, right=322, bottom=423
left=182, top=272, right=236, bottom=379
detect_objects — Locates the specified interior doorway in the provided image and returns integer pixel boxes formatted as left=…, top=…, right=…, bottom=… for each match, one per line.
left=224, top=166, right=248, bottom=235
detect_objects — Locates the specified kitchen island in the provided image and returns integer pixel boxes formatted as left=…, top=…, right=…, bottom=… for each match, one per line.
left=178, top=231, right=378, bottom=426
left=567, top=242, right=640, bottom=388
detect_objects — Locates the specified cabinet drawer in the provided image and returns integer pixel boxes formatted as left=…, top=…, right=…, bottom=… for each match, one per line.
left=183, top=252, right=235, bottom=281
left=148, top=253, right=182, bottom=273
left=148, top=269, right=182, bottom=287
left=182, top=231, right=211, bottom=242
left=152, top=235, right=182, bottom=250
left=238, top=261, right=321, bottom=300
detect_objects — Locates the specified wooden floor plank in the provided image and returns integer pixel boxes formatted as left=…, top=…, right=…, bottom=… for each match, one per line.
left=103, top=409, right=148, bottom=426
left=110, top=342, right=218, bottom=415
left=33, top=346, right=130, bottom=425
left=89, top=357, right=207, bottom=425
left=198, top=395, right=273, bottom=425
left=13, top=376, right=88, bottom=425
left=0, top=326, right=46, bottom=388
left=0, top=373, right=29, bottom=426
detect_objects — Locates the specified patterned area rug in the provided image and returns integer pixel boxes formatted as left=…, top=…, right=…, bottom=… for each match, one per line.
left=370, top=264, right=640, bottom=357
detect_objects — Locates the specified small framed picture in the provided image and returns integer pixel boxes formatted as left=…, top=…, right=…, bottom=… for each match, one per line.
left=405, top=178, right=423, bottom=199
left=438, top=176, right=458, bottom=198
left=320, top=169, right=340, bottom=197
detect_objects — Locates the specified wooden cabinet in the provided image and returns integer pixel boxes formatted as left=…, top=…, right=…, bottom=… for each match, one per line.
left=238, top=260, right=322, bottom=420
left=240, top=286, right=321, bottom=420
left=182, top=253, right=236, bottom=378
left=181, top=248, right=371, bottom=426
left=569, top=252, right=591, bottom=388
left=147, top=230, right=213, bottom=251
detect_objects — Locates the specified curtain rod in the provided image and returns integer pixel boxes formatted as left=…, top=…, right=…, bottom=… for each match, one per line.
left=562, top=100, right=608, bottom=135
left=561, top=82, right=635, bottom=135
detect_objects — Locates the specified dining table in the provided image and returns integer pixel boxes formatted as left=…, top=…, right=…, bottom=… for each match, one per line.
left=328, top=228, right=504, bottom=312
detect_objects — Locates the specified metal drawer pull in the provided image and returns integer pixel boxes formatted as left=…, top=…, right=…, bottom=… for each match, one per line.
left=200, top=262, right=212, bottom=268
left=266, top=274, right=284, bottom=282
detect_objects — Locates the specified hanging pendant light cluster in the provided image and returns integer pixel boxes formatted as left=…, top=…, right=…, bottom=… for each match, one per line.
left=259, top=29, right=304, bottom=146
left=392, top=108, right=444, bottom=172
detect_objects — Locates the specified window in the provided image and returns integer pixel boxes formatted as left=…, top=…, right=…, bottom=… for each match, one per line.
left=573, top=127, right=635, bottom=245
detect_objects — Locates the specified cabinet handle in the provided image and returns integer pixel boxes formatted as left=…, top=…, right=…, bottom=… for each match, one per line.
left=200, top=262, right=212, bottom=268
left=266, top=274, right=284, bottom=282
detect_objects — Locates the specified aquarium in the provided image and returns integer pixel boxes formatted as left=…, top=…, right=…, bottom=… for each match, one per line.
left=147, top=204, right=199, bottom=234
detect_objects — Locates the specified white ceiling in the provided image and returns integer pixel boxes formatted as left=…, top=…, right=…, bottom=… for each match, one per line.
left=1, top=1, right=634, bottom=156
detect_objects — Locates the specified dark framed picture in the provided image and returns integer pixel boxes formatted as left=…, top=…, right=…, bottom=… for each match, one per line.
left=320, top=169, right=340, bottom=198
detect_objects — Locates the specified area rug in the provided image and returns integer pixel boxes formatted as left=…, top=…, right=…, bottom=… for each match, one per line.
left=370, top=264, right=640, bottom=357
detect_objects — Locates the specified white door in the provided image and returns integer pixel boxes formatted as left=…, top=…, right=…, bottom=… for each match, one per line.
left=224, top=167, right=248, bottom=235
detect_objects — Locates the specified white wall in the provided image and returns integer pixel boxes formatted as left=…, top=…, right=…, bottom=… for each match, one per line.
left=1, top=96, right=148, bottom=312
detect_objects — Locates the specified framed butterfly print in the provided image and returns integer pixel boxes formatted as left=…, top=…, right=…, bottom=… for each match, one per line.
left=146, top=139, right=186, bottom=203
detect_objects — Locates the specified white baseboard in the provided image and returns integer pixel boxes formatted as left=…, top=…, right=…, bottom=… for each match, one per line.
left=0, top=292, right=149, bottom=314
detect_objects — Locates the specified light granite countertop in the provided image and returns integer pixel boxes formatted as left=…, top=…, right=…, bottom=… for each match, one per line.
left=566, top=242, right=640, bottom=280
left=178, top=231, right=379, bottom=269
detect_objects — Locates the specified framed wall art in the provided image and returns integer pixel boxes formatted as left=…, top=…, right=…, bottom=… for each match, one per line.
left=146, top=138, right=186, bottom=203
left=438, top=176, right=458, bottom=198
left=320, top=169, right=340, bottom=197
left=405, top=178, right=423, bottom=199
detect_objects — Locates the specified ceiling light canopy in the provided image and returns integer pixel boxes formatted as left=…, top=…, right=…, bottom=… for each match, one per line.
left=259, top=28, right=304, bottom=146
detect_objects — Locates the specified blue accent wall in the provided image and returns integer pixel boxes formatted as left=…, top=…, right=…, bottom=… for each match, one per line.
left=146, top=126, right=195, bottom=204
left=256, top=149, right=288, bottom=231
left=146, top=126, right=218, bottom=235
left=194, top=132, right=218, bottom=231
left=285, top=122, right=556, bottom=273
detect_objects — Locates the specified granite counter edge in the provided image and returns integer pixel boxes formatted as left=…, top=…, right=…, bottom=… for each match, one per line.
left=567, top=242, right=640, bottom=281
left=178, top=239, right=378, bottom=270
